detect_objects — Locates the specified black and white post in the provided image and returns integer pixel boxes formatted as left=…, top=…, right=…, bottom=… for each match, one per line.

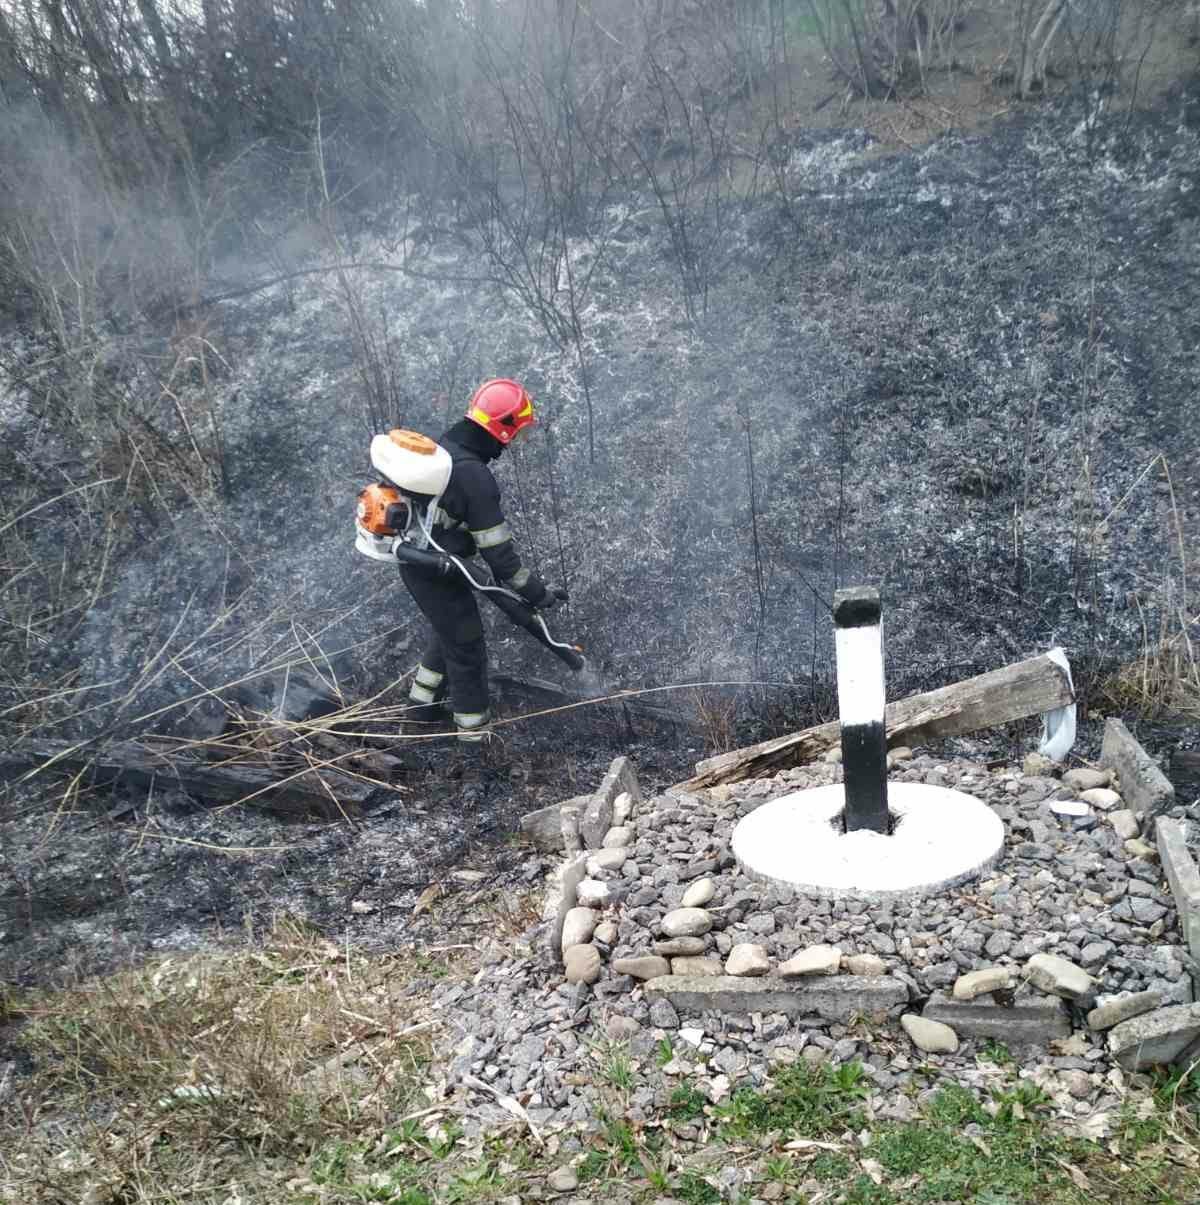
left=733, top=585, right=1005, bottom=896
left=833, top=586, right=889, bottom=834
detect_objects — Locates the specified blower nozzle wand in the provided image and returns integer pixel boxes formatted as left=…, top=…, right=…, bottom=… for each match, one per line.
left=390, top=542, right=585, bottom=673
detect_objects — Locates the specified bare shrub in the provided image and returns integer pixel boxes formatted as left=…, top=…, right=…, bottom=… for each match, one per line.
left=423, top=0, right=631, bottom=460
left=1105, top=614, right=1200, bottom=719
left=804, top=0, right=974, bottom=100
left=695, top=686, right=740, bottom=753
left=627, top=37, right=750, bottom=323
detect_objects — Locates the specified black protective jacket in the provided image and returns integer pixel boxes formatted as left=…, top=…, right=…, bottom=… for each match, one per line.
left=428, top=420, right=549, bottom=606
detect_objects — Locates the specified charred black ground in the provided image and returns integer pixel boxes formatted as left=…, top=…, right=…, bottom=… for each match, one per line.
left=0, top=691, right=698, bottom=989
left=2, top=75, right=1199, bottom=998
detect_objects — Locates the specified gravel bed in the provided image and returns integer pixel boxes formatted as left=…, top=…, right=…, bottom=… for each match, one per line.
left=425, top=753, right=1197, bottom=1138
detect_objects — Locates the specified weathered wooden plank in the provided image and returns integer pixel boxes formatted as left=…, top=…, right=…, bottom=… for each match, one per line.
left=2, top=737, right=386, bottom=819
left=676, top=651, right=1075, bottom=791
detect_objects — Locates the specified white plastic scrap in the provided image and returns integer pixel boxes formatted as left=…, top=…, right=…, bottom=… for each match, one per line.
left=1038, top=646, right=1077, bottom=762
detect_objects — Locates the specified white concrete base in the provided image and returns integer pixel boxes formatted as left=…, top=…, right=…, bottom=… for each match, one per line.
left=732, top=782, right=1005, bottom=902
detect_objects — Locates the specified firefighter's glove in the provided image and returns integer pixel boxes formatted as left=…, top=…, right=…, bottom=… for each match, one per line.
left=538, top=585, right=569, bottom=611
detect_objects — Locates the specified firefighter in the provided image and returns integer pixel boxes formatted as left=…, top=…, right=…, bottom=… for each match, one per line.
left=401, top=379, right=567, bottom=742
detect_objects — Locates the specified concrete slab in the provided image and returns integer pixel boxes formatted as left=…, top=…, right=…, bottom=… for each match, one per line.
left=643, top=974, right=908, bottom=1022
left=1108, top=1003, right=1200, bottom=1070
left=520, top=794, right=590, bottom=853
left=1156, top=816, right=1200, bottom=962
left=732, top=782, right=1004, bottom=901
left=581, top=756, right=641, bottom=849
left=1100, top=717, right=1175, bottom=822
left=922, top=991, right=1071, bottom=1045
left=1087, top=991, right=1164, bottom=1032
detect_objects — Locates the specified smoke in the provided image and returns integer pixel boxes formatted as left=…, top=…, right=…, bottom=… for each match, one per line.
left=2, top=3, right=1196, bottom=753
left=570, top=661, right=612, bottom=700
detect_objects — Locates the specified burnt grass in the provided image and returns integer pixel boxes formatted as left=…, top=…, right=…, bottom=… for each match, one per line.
left=3, top=87, right=1200, bottom=993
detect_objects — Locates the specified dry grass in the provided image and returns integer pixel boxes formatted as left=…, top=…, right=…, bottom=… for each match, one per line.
left=2, top=888, right=1198, bottom=1205
left=1103, top=623, right=1200, bottom=720
left=694, top=686, right=740, bottom=755
left=0, top=916, right=459, bottom=1205
left=1095, top=455, right=1198, bottom=721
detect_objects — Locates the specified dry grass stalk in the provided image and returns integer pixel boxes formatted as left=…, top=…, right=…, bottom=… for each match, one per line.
left=1, top=916, right=460, bottom=1204
left=694, top=685, right=739, bottom=754
left=1097, top=455, right=1198, bottom=720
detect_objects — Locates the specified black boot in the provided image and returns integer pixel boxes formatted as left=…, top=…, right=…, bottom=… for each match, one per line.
left=400, top=702, right=453, bottom=736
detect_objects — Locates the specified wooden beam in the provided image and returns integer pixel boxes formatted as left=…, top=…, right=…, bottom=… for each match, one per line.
left=675, top=650, right=1075, bottom=792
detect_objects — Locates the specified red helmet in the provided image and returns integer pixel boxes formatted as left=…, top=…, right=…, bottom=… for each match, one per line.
left=466, top=378, right=535, bottom=445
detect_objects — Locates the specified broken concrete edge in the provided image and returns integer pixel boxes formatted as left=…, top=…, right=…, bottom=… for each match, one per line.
left=519, top=794, right=591, bottom=853
left=922, top=991, right=1072, bottom=1045
left=1086, top=990, right=1164, bottom=1032
left=1156, top=816, right=1200, bottom=964
left=1100, top=716, right=1175, bottom=825
left=643, top=974, right=908, bottom=1022
left=580, top=755, right=642, bottom=850
left=541, top=853, right=589, bottom=964
left=1107, top=1001, right=1200, bottom=1071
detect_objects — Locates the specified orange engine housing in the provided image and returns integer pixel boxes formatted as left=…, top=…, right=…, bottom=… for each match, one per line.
left=356, top=483, right=410, bottom=536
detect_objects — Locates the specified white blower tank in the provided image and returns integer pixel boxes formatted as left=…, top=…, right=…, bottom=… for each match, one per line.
left=369, top=429, right=452, bottom=496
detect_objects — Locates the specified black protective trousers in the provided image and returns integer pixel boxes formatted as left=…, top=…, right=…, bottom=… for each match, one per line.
left=399, top=564, right=489, bottom=716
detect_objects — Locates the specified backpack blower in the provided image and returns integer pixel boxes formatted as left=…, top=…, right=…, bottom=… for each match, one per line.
left=355, top=429, right=587, bottom=673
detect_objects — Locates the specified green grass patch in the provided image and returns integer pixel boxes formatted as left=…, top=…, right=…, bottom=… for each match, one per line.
left=577, top=1114, right=661, bottom=1183
left=669, top=1082, right=708, bottom=1120
left=715, top=1057, right=871, bottom=1138
left=978, top=1039, right=1015, bottom=1067
left=673, top=1170, right=722, bottom=1203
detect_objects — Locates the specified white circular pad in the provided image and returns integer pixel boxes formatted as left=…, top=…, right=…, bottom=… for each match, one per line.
left=732, top=782, right=1005, bottom=902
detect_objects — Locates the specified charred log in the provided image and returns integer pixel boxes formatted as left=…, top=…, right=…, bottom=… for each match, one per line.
left=1, top=737, right=394, bottom=820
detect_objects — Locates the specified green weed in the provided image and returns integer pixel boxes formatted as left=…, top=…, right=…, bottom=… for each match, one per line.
left=602, top=1045, right=634, bottom=1093
left=576, top=1149, right=608, bottom=1183
left=716, top=1058, right=871, bottom=1138
left=990, top=1081, right=1053, bottom=1129
left=808, top=1152, right=856, bottom=1181
left=979, top=1039, right=1015, bottom=1066
left=669, top=1082, right=708, bottom=1120
left=925, top=1082, right=987, bottom=1127
left=602, top=1117, right=643, bottom=1171
left=578, top=1114, right=660, bottom=1182
left=673, top=1170, right=721, bottom=1203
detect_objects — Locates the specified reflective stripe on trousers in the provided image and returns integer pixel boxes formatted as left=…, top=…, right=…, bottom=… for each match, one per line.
left=409, top=663, right=445, bottom=704
left=453, top=710, right=490, bottom=742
